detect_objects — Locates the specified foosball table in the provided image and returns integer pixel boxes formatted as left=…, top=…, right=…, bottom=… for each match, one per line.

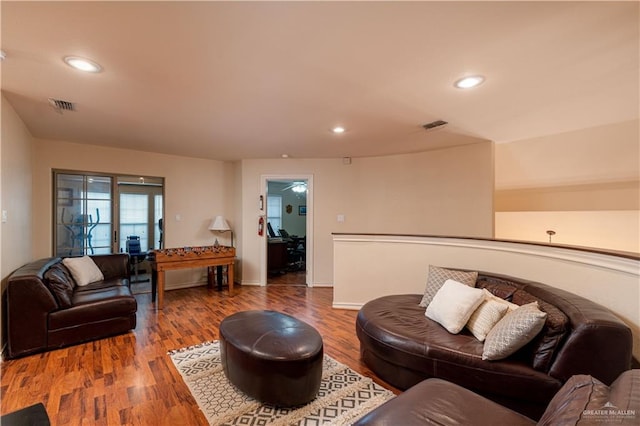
left=148, top=245, right=236, bottom=309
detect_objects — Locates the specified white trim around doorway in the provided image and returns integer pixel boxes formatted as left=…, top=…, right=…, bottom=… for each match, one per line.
left=260, top=174, right=314, bottom=287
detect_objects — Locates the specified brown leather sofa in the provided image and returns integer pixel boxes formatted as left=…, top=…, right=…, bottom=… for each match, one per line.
left=353, top=369, right=640, bottom=425
left=5, top=254, right=137, bottom=359
left=356, top=272, right=633, bottom=420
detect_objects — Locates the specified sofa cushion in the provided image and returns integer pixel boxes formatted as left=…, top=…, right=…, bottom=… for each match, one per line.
left=483, top=302, right=547, bottom=361
left=353, top=378, right=535, bottom=426
left=50, top=284, right=136, bottom=330
left=513, top=289, right=569, bottom=372
left=62, top=256, right=104, bottom=286
left=43, top=263, right=75, bottom=308
left=476, top=276, right=521, bottom=301
left=419, top=265, right=478, bottom=307
left=466, top=289, right=511, bottom=341
left=426, top=279, right=485, bottom=334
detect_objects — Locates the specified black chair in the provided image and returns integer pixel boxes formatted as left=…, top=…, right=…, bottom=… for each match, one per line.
left=267, top=222, right=277, bottom=238
left=0, top=403, right=50, bottom=426
left=126, top=235, right=148, bottom=283
left=278, top=229, right=305, bottom=271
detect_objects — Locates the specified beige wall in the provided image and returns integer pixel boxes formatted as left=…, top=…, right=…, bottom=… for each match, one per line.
left=496, top=211, right=640, bottom=252
left=495, top=120, right=640, bottom=252
left=346, top=142, right=494, bottom=236
left=240, top=158, right=351, bottom=286
left=31, top=139, right=234, bottom=288
left=495, top=120, right=639, bottom=190
left=239, top=141, right=495, bottom=286
left=1, top=94, right=35, bottom=351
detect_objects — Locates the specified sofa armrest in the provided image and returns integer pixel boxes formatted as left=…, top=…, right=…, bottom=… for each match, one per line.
left=353, top=378, right=535, bottom=426
left=6, top=273, right=58, bottom=358
left=90, top=254, right=130, bottom=281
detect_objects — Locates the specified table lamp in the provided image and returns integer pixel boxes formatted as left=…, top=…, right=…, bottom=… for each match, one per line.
left=209, top=216, right=233, bottom=247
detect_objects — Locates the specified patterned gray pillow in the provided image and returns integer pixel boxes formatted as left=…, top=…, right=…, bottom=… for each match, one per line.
left=418, top=265, right=478, bottom=307
left=482, top=302, right=547, bottom=361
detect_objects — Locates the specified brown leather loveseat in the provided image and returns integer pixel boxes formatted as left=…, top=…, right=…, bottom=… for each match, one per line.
left=356, top=271, right=633, bottom=420
left=5, top=254, right=137, bottom=359
left=354, top=369, right=640, bottom=425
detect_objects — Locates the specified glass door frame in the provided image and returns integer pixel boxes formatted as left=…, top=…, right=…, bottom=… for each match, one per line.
left=52, top=169, right=165, bottom=256
left=117, top=180, right=164, bottom=253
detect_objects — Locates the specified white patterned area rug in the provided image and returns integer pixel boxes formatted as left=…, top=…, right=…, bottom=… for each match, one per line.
left=168, top=341, right=394, bottom=425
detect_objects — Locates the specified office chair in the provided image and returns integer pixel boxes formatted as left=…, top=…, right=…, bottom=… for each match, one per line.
left=126, top=236, right=148, bottom=284
left=267, top=222, right=277, bottom=238
left=278, top=229, right=305, bottom=271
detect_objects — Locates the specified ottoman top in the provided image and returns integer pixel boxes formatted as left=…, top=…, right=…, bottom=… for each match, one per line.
left=220, top=310, right=323, bottom=360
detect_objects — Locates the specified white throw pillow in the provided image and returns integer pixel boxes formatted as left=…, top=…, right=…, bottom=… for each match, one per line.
left=425, top=279, right=485, bottom=334
left=62, top=256, right=104, bottom=286
left=482, top=302, right=547, bottom=361
left=466, top=290, right=510, bottom=342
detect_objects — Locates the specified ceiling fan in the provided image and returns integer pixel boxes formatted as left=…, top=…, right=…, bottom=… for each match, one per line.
left=282, top=181, right=307, bottom=193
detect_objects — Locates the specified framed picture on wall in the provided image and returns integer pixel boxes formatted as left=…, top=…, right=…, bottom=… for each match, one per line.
left=298, top=205, right=307, bottom=216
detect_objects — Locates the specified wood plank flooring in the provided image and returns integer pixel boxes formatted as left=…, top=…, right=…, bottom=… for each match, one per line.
left=267, top=270, right=306, bottom=285
left=0, top=285, right=398, bottom=425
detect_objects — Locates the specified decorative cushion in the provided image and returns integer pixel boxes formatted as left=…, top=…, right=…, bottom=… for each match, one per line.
left=484, top=289, right=520, bottom=313
left=482, top=302, right=547, bottom=361
left=43, top=263, right=75, bottom=308
left=465, top=289, right=510, bottom=341
left=476, top=277, right=521, bottom=301
left=62, top=256, right=104, bottom=287
left=426, top=279, right=486, bottom=334
left=512, top=289, right=569, bottom=372
left=419, top=266, right=478, bottom=307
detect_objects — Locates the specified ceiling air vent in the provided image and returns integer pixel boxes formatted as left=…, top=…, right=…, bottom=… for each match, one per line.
left=422, top=120, right=448, bottom=130
left=48, top=98, right=76, bottom=112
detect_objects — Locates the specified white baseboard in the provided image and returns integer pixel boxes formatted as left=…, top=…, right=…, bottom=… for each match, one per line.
left=311, top=282, right=333, bottom=288
left=240, top=280, right=262, bottom=286
left=332, top=302, right=363, bottom=310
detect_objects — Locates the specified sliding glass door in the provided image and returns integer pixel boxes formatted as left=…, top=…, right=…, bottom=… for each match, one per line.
left=54, top=173, right=113, bottom=256
left=118, top=180, right=163, bottom=253
left=53, top=171, right=164, bottom=257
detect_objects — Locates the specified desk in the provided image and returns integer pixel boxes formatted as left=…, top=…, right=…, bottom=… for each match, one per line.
left=268, top=240, right=289, bottom=274
left=149, top=246, right=235, bottom=309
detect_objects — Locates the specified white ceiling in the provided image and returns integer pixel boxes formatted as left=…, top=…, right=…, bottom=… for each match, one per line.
left=1, top=1, right=638, bottom=161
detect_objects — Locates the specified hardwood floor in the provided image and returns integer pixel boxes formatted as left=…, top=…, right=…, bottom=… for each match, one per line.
left=0, top=285, right=398, bottom=425
left=267, top=270, right=306, bottom=285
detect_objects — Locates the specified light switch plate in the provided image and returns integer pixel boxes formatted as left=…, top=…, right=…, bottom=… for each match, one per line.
left=1, top=210, right=7, bottom=223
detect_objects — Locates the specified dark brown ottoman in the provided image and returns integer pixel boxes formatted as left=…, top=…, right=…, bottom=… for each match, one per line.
left=219, top=310, right=324, bottom=407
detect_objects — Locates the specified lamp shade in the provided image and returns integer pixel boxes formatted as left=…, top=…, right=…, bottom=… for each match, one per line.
left=209, top=216, right=231, bottom=231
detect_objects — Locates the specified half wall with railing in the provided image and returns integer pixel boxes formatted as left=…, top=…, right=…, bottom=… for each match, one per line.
left=332, top=233, right=640, bottom=359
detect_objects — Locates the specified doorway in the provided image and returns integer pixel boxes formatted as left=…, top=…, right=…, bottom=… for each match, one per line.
left=263, top=175, right=313, bottom=286
left=117, top=177, right=163, bottom=253
left=53, top=171, right=164, bottom=257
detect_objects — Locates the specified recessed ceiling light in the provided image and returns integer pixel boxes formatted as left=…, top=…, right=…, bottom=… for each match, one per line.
left=332, top=126, right=346, bottom=134
left=281, top=154, right=289, bottom=159
left=454, top=75, right=485, bottom=89
left=63, top=56, right=102, bottom=73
